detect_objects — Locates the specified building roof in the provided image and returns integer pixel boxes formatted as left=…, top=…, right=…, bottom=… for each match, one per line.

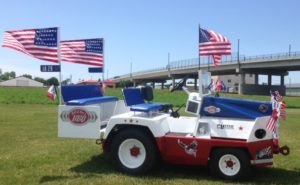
left=0, top=76, right=43, bottom=87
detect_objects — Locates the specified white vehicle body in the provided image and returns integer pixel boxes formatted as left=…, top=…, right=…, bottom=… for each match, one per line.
left=58, top=71, right=289, bottom=180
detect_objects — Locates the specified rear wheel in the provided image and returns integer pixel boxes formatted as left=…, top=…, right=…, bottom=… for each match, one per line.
left=111, top=129, right=158, bottom=174
left=209, top=148, right=250, bottom=180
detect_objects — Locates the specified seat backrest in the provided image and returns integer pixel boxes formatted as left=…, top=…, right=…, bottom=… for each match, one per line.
left=122, top=88, right=145, bottom=106
left=141, top=86, right=154, bottom=102
left=61, top=85, right=103, bottom=102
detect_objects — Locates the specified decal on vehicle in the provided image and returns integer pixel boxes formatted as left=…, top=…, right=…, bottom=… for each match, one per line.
left=259, top=104, right=269, bottom=113
left=204, top=106, right=220, bottom=114
left=177, top=139, right=198, bottom=157
left=217, top=124, right=234, bottom=129
left=256, top=146, right=272, bottom=159
left=60, top=108, right=97, bottom=125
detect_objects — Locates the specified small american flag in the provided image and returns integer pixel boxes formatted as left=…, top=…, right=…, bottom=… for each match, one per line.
left=266, top=115, right=277, bottom=132
left=60, top=38, right=104, bottom=66
left=199, top=28, right=231, bottom=66
left=267, top=108, right=279, bottom=131
left=2, top=27, right=58, bottom=62
left=47, top=85, right=57, bottom=101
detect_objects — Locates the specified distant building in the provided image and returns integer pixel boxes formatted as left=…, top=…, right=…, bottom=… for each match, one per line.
left=0, top=76, right=43, bottom=87
left=76, top=79, right=98, bottom=85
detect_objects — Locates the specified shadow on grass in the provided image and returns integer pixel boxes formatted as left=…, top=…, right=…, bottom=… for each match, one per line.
left=40, top=154, right=300, bottom=184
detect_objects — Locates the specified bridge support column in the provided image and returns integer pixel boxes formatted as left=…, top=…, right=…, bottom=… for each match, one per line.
left=238, top=73, right=245, bottom=94
left=255, top=74, right=259, bottom=85
left=161, top=82, right=164, bottom=89
left=268, top=74, right=272, bottom=85
left=280, top=75, right=284, bottom=86
left=194, top=78, right=197, bottom=90
left=152, top=82, right=155, bottom=89
left=172, top=77, right=175, bottom=88
left=133, top=81, right=136, bottom=87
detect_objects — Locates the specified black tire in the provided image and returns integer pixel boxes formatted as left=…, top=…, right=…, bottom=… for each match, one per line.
left=110, top=128, right=158, bottom=175
left=209, top=148, right=250, bottom=180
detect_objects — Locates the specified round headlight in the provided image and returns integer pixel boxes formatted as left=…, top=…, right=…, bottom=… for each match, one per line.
left=255, top=129, right=266, bottom=139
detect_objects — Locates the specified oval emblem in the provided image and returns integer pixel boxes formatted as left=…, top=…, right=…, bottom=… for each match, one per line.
left=259, top=104, right=268, bottom=113
left=204, top=106, right=221, bottom=114
left=68, top=109, right=89, bottom=124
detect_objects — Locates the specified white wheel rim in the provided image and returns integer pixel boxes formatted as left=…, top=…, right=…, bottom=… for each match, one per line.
left=118, top=138, right=146, bottom=169
left=218, top=154, right=241, bottom=176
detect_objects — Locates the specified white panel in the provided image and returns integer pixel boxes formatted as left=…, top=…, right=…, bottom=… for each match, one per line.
left=58, top=105, right=101, bottom=139
left=205, top=117, right=255, bottom=140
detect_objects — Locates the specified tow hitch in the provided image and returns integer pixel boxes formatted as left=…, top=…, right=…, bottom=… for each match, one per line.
left=274, top=145, right=290, bottom=155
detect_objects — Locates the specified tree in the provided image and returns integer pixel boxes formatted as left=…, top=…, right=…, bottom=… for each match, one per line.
left=118, top=80, right=133, bottom=88
left=61, top=78, right=71, bottom=85
left=22, top=74, right=32, bottom=79
left=9, top=71, right=16, bottom=78
left=46, top=77, right=59, bottom=86
left=34, top=77, right=46, bottom=84
left=0, top=71, right=16, bottom=81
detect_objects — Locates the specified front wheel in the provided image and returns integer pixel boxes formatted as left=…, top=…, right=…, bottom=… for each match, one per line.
left=111, top=129, right=158, bottom=175
left=209, top=148, right=250, bottom=180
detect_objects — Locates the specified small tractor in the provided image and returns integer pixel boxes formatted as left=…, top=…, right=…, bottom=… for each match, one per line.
left=58, top=71, right=289, bottom=180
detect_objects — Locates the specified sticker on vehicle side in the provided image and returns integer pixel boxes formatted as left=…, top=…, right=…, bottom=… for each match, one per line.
left=204, top=106, right=221, bottom=114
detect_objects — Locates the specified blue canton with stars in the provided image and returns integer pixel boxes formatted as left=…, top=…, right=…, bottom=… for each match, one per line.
left=85, top=39, right=103, bottom=54
left=199, top=28, right=212, bottom=43
left=34, top=28, right=57, bottom=47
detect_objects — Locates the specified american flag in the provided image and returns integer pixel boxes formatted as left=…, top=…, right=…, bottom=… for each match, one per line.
left=212, top=55, right=221, bottom=66
left=266, top=117, right=277, bottom=131
left=47, top=85, right=57, bottom=101
left=2, top=27, right=58, bottom=63
left=266, top=109, right=279, bottom=131
left=199, top=28, right=231, bottom=65
left=60, top=38, right=104, bottom=66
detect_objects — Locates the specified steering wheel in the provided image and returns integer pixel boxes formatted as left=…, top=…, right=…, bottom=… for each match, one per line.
left=170, top=104, right=185, bottom=118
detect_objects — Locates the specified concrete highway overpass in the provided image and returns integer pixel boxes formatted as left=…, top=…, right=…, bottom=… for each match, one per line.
left=113, top=51, right=300, bottom=95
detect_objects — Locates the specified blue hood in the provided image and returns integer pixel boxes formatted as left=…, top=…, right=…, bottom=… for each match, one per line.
left=200, top=96, right=272, bottom=120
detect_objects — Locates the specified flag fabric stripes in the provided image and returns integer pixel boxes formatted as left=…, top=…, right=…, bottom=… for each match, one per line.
left=212, top=55, right=221, bottom=65
left=266, top=116, right=277, bottom=132
left=60, top=38, right=104, bottom=67
left=2, top=27, right=58, bottom=63
left=199, top=28, right=231, bottom=66
left=47, top=85, right=57, bottom=101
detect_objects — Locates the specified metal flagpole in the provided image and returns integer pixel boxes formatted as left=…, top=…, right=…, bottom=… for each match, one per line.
left=57, top=27, right=62, bottom=105
left=237, top=39, right=240, bottom=71
left=102, top=38, right=105, bottom=81
left=208, top=55, right=210, bottom=72
left=198, top=25, right=202, bottom=94
left=168, top=52, right=171, bottom=77
left=198, top=25, right=201, bottom=70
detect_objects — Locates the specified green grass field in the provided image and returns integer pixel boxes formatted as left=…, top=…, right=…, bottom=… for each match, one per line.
left=0, top=87, right=300, bottom=185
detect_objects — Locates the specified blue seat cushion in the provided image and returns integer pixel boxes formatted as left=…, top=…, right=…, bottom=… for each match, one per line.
left=66, top=96, right=118, bottom=106
left=130, top=103, right=161, bottom=112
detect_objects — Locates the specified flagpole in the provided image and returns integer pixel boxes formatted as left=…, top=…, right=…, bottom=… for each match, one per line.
left=198, top=25, right=202, bottom=94
left=57, top=27, right=62, bottom=105
left=198, top=25, right=201, bottom=70
left=102, top=38, right=105, bottom=82
left=208, top=55, right=210, bottom=72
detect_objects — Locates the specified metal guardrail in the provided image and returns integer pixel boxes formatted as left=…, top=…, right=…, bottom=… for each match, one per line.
left=114, top=51, right=300, bottom=79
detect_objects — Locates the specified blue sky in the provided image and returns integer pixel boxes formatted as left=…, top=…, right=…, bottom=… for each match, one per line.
left=0, top=0, right=300, bottom=83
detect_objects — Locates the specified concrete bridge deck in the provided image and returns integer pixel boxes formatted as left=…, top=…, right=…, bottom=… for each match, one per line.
left=113, top=51, right=300, bottom=95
